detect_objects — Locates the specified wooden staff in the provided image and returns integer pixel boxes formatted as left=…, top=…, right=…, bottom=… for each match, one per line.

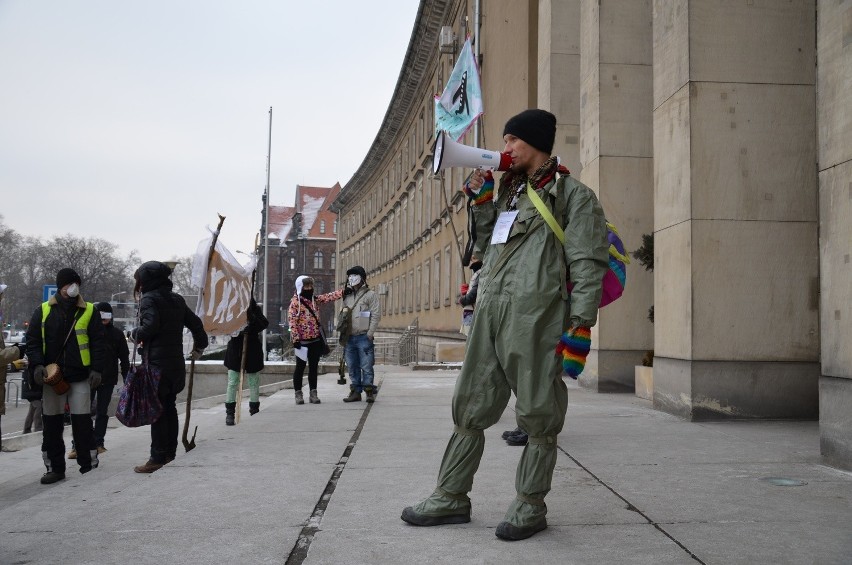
left=183, top=213, right=226, bottom=452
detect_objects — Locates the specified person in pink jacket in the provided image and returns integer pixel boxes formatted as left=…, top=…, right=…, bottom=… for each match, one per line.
left=287, top=276, right=343, bottom=404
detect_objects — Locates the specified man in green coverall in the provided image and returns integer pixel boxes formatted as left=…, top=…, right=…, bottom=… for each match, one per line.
left=402, top=109, right=609, bottom=541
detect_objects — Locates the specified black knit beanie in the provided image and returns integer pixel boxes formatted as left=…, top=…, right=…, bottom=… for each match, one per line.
left=56, top=268, right=82, bottom=289
left=346, top=265, right=367, bottom=280
left=502, top=109, right=557, bottom=154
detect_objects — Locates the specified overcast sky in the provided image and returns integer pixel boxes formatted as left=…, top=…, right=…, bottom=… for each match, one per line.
left=0, top=0, right=419, bottom=263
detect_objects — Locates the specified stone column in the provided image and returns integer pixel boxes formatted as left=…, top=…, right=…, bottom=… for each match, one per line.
left=817, top=0, right=852, bottom=471
left=653, top=1, right=818, bottom=419
left=577, top=0, right=654, bottom=391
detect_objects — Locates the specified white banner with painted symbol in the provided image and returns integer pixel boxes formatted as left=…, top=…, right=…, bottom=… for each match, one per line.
left=191, top=235, right=257, bottom=336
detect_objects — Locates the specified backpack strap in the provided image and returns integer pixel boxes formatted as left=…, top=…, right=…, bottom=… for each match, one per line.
left=526, top=181, right=565, bottom=245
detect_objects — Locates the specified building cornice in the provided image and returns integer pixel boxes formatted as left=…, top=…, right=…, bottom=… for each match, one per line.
left=330, top=0, right=452, bottom=213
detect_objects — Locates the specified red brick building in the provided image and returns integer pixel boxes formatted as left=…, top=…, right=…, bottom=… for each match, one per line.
left=260, top=183, right=341, bottom=338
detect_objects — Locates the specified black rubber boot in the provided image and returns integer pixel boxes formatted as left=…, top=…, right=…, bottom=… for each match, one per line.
left=225, top=402, right=236, bottom=426
left=249, top=401, right=260, bottom=415
left=70, top=414, right=97, bottom=473
left=41, top=414, right=66, bottom=483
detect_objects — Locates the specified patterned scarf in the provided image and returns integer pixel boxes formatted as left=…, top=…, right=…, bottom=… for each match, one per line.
left=501, top=156, right=569, bottom=210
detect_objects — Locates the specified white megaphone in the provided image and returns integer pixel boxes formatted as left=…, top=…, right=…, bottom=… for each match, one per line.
left=432, top=130, right=512, bottom=175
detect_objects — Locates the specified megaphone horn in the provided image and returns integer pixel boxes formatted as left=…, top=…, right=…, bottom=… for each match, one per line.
left=432, top=130, right=512, bottom=175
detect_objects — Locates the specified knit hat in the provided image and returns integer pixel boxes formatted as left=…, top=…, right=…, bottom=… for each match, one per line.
left=56, top=268, right=82, bottom=289
left=294, top=275, right=313, bottom=296
left=502, top=109, right=557, bottom=154
left=95, top=301, right=113, bottom=320
left=346, top=265, right=367, bottom=280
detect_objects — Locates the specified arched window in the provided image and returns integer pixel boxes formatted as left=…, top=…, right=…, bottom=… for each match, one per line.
left=333, top=219, right=338, bottom=234
left=289, top=256, right=295, bottom=270
left=313, top=251, right=324, bottom=269
left=320, top=220, right=326, bottom=234
left=330, top=252, right=336, bottom=270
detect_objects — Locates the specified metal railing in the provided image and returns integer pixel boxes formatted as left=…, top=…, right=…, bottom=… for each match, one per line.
left=322, top=317, right=419, bottom=366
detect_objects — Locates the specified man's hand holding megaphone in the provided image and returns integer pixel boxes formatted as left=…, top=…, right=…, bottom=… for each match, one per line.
left=463, top=169, right=495, bottom=206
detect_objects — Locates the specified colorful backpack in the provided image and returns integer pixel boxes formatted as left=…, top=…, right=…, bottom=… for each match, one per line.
left=526, top=181, right=629, bottom=308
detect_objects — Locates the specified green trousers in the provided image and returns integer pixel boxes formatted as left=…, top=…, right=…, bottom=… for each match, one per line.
left=414, top=283, right=569, bottom=528
left=227, top=370, right=259, bottom=403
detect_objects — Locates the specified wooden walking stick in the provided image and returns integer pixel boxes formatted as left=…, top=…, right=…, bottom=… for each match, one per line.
left=183, top=213, right=226, bottom=452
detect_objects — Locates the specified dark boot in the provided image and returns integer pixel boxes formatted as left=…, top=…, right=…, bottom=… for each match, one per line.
left=308, top=390, right=320, bottom=404
left=249, top=401, right=260, bottom=415
left=505, top=430, right=529, bottom=446
left=343, top=389, right=361, bottom=403
left=41, top=414, right=66, bottom=483
left=225, top=402, right=236, bottom=426
left=295, top=390, right=305, bottom=405
left=502, top=427, right=522, bottom=440
left=70, top=414, right=97, bottom=473
left=365, top=387, right=375, bottom=403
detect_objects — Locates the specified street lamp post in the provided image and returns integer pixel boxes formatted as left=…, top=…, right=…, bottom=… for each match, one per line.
left=110, top=291, right=126, bottom=304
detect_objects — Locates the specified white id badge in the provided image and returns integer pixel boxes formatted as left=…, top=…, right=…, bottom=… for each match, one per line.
left=490, top=211, right=519, bottom=245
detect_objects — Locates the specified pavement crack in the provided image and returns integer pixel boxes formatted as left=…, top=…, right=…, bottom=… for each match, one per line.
left=557, top=444, right=707, bottom=565
left=284, top=378, right=381, bottom=565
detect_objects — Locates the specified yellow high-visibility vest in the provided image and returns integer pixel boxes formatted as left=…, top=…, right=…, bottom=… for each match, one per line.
left=41, top=301, right=95, bottom=366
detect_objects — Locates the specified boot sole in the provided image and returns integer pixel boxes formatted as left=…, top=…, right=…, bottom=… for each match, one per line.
left=401, top=507, right=471, bottom=527
left=495, top=520, right=547, bottom=541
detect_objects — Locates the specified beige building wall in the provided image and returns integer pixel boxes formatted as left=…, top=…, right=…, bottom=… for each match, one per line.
left=332, top=0, right=538, bottom=359
left=652, top=1, right=819, bottom=419
left=817, top=0, right=852, bottom=471
left=576, top=0, right=654, bottom=392
left=332, top=0, right=852, bottom=470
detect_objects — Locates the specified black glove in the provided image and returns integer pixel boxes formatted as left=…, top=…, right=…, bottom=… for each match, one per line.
left=33, top=365, right=46, bottom=386
left=16, top=343, right=26, bottom=359
left=293, top=341, right=302, bottom=349
left=190, top=348, right=204, bottom=361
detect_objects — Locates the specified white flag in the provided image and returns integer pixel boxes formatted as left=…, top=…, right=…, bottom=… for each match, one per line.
left=434, top=37, right=483, bottom=141
left=191, top=235, right=257, bottom=336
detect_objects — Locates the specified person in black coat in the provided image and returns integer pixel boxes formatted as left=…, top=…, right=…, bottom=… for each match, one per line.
left=91, top=302, right=130, bottom=452
left=130, top=261, right=208, bottom=473
left=222, top=298, right=268, bottom=425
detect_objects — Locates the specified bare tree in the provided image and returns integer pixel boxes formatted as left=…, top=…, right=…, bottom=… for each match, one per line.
left=0, top=221, right=139, bottom=330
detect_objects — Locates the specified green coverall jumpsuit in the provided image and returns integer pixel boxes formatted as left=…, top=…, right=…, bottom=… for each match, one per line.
left=412, top=171, right=609, bottom=528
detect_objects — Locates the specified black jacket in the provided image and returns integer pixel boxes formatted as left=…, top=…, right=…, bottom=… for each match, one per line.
left=101, top=322, right=130, bottom=387
left=26, top=294, right=105, bottom=383
left=224, top=301, right=269, bottom=374
left=133, top=285, right=208, bottom=394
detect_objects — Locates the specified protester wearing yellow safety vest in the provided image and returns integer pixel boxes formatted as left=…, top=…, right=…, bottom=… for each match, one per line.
left=26, top=268, right=105, bottom=484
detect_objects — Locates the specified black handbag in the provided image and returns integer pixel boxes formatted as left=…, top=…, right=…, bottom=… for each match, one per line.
left=302, top=299, right=332, bottom=357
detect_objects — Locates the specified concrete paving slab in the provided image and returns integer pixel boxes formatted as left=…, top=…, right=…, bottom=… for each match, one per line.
left=2, top=365, right=851, bottom=564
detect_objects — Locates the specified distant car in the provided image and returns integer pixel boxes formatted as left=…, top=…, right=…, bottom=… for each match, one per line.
left=7, top=331, right=25, bottom=344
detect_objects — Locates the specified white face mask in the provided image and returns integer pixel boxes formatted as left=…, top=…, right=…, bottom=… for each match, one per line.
left=66, top=283, right=80, bottom=298
left=347, top=274, right=362, bottom=287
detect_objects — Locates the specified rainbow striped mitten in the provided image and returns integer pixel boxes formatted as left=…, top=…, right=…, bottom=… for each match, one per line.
left=556, top=326, right=591, bottom=379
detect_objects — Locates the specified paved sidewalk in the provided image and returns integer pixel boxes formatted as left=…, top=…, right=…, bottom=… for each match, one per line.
left=1, top=366, right=850, bottom=564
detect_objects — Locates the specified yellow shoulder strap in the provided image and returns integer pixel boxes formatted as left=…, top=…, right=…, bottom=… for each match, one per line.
left=526, top=181, right=565, bottom=245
